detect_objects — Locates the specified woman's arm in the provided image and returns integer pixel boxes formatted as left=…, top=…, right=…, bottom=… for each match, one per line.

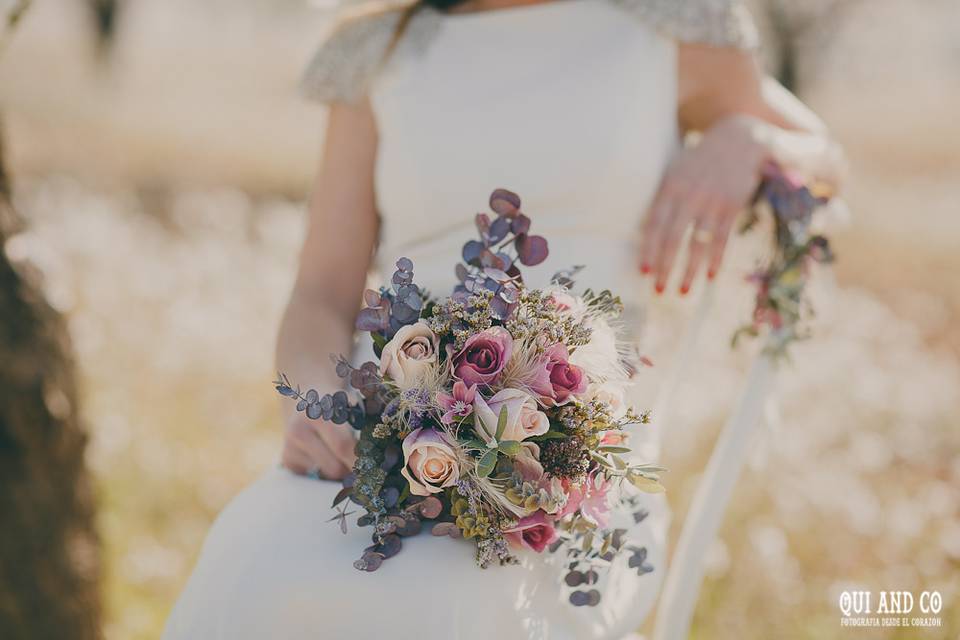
left=277, top=98, right=379, bottom=480
left=639, top=44, right=846, bottom=294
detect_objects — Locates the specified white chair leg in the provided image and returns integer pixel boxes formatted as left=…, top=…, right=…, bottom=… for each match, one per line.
left=652, top=352, right=777, bottom=640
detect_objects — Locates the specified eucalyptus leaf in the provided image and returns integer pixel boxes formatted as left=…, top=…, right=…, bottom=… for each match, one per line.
left=331, top=486, right=352, bottom=508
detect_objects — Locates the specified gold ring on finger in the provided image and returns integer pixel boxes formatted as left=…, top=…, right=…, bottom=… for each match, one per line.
left=692, top=228, right=714, bottom=244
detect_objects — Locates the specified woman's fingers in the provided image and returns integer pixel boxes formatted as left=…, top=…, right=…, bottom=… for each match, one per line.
left=653, top=198, right=698, bottom=293
left=318, top=422, right=358, bottom=470
left=678, top=215, right=715, bottom=294
left=706, top=212, right=737, bottom=279
left=638, top=191, right=674, bottom=275
left=283, top=419, right=349, bottom=479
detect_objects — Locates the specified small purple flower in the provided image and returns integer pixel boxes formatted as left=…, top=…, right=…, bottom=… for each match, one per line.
left=437, top=381, right=478, bottom=425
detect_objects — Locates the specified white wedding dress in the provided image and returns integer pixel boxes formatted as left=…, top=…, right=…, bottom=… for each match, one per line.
left=164, top=2, right=757, bottom=638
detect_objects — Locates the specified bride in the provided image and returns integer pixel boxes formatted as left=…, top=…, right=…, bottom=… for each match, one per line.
left=164, top=1, right=843, bottom=638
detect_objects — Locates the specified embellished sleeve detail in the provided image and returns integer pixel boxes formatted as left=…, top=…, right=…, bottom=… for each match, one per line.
left=610, top=0, right=759, bottom=50
left=300, top=10, right=406, bottom=105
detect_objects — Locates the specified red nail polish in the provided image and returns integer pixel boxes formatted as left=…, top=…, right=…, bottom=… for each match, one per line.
left=640, top=263, right=651, bottom=275
left=679, top=284, right=690, bottom=296
left=654, top=283, right=665, bottom=294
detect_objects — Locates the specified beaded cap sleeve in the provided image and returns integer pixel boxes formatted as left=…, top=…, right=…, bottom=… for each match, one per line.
left=300, top=7, right=438, bottom=104
left=610, top=0, right=759, bottom=50
left=301, top=0, right=758, bottom=104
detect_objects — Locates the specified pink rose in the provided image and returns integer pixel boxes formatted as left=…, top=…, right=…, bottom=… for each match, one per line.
left=503, top=512, right=558, bottom=553
left=400, top=428, right=461, bottom=496
left=530, top=343, right=588, bottom=406
left=451, top=326, right=513, bottom=386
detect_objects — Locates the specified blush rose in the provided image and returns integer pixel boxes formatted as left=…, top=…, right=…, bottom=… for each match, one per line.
left=400, top=428, right=461, bottom=496
left=379, top=322, right=439, bottom=390
left=473, top=389, right=548, bottom=444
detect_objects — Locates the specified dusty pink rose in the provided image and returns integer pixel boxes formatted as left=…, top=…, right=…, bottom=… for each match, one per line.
left=557, top=474, right=612, bottom=528
left=503, top=512, right=558, bottom=553
left=450, top=326, right=513, bottom=386
left=400, top=428, right=461, bottom=496
left=530, top=343, right=588, bottom=406
left=437, top=380, right=478, bottom=425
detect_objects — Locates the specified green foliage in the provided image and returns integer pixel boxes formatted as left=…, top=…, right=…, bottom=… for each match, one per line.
left=475, top=449, right=498, bottom=478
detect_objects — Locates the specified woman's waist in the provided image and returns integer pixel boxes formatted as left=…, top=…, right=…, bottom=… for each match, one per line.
left=375, top=225, right=645, bottom=298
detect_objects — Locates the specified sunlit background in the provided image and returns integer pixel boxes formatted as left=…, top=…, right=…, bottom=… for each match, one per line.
left=1, top=0, right=958, bottom=638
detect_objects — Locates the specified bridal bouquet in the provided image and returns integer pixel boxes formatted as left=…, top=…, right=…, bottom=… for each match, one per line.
left=276, top=189, right=663, bottom=607
left=735, top=165, right=837, bottom=357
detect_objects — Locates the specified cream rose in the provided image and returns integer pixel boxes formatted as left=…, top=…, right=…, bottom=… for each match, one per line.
left=516, top=403, right=550, bottom=440
left=379, top=321, right=439, bottom=390
left=474, top=389, right=548, bottom=443
left=400, top=428, right=461, bottom=496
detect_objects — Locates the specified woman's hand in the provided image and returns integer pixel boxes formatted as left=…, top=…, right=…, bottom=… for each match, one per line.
left=281, top=416, right=357, bottom=480
left=276, top=100, right=378, bottom=480
left=639, top=114, right=768, bottom=294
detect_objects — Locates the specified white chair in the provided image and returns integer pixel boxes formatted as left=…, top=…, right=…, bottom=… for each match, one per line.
left=647, top=282, right=778, bottom=640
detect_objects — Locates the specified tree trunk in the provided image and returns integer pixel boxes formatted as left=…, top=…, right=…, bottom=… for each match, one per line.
left=0, top=124, right=101, bottom=638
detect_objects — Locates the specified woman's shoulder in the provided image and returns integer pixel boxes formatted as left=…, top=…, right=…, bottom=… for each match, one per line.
left=610, top=0, right=758, bottom=50
left=300, top=0, right=759, bottom=105
left=301, top=4, right=439, bottom=105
